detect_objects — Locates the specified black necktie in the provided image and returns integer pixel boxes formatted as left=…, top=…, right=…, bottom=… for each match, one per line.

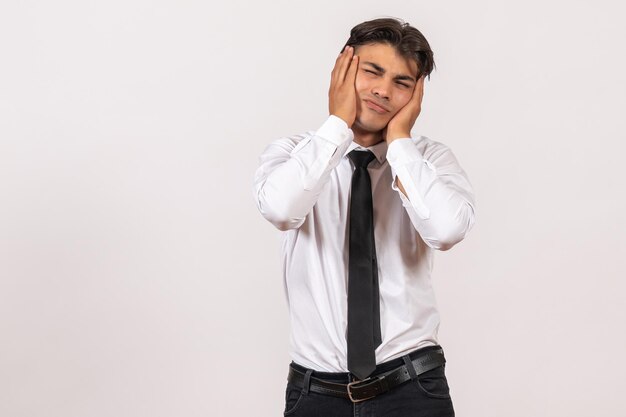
left=347, top=149, right=382, bottom=380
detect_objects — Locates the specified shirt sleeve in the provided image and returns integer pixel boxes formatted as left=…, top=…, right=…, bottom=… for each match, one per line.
left=386, top=137, right=477, bottom=251
left=252, top=115, right=353, bottom=231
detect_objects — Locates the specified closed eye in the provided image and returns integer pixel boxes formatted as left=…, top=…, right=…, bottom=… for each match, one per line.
left=365, top=70, right=410, bottom=88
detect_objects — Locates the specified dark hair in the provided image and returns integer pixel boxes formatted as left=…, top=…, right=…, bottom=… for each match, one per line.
left=342, top=17, right=436, bottom=80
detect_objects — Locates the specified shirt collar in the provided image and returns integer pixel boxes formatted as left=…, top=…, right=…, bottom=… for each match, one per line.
left=343, top=139, right=388, bottom=165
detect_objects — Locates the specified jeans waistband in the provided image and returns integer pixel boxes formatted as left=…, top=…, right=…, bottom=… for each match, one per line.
left=288, top=344, right=444, bottom=383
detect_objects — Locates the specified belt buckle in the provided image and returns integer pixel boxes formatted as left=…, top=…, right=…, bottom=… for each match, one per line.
left=346, top=376, right=378, bottom=403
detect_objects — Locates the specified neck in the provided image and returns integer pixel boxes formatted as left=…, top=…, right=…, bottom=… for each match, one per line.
left=352, top=124, right=384, bottom=148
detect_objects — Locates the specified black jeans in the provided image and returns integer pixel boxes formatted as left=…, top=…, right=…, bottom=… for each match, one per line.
left=283, top=345, right=455, bottom=417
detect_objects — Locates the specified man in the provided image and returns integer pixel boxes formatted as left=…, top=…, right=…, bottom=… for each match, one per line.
left=253, top=17, right=476, bottom=417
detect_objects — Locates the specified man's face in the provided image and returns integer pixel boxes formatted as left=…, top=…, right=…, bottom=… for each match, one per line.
left=352, top=42, right=419, bottom=133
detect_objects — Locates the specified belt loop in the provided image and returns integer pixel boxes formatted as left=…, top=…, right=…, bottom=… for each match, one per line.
left=302, top=369, right=313, bottom=395
left=402, top=354, right=418, bottom=381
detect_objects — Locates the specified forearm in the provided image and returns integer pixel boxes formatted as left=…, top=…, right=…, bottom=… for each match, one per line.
left=388, top=138, right=476, bottom=250
left=254, top=115, right=353, bottom=230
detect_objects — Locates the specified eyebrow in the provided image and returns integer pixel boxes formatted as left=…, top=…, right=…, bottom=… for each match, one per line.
left=363, top=61, right=417, bottom=83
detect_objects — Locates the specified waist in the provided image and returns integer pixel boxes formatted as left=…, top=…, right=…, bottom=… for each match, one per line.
left=289, top=344, right=445, bottom=383
left=289, top=324, right=441, bottom=372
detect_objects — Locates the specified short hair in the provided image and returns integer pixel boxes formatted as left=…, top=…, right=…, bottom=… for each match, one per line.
left=342, top=17, right=436, bottom=80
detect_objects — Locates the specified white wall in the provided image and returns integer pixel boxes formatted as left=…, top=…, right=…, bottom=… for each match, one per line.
left=1, top=1, right=625, bottom=416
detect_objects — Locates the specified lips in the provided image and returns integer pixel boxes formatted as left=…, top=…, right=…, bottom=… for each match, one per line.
left=364, top=99, right=389, bottom=114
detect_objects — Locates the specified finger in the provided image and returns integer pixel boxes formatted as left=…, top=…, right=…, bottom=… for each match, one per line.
left=413, top=75, right=425, bottom=103
left=331, top=47, right=346, bottom=83
left=337, top=46, right=354, bottom=83
left=331, top=46, right=350, bottom=84
left=419, top=75, right=426, bottom=101
left=346, top=54, right=359, bottom=85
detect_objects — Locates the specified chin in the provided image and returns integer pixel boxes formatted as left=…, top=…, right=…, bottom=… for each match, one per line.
left=354, top=117, right=388, bottom=133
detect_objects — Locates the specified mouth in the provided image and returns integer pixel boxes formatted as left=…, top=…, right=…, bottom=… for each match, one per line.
left=363, top=99, right=389, bottom=114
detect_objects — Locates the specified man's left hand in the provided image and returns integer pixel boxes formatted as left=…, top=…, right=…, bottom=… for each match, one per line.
left=384, top=75, right=425, bottom=143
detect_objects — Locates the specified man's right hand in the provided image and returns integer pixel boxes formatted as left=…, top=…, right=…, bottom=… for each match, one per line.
left=328, top=45, right=359, bottom=127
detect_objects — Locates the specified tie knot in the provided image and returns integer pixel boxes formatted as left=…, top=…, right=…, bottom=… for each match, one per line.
left=348, top=150, right=376, bottom=168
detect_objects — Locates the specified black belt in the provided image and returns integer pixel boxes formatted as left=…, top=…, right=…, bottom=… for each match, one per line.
left=287, top=348, right=446, bottom=403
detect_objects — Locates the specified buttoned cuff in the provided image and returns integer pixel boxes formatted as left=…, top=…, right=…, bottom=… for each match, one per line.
left=315, top=115, right=354, bottom=147
left=386, top=137, right=435, bottom=220
left=387, top=138, right=422, bottom=165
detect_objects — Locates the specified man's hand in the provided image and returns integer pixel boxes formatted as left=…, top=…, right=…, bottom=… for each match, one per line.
left=385, top=75, right=425, bottom=143
left=328, top=46, right=359, bottom=127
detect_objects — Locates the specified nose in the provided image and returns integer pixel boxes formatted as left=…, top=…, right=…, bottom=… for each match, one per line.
left=372, top=78, right=391, bottom=101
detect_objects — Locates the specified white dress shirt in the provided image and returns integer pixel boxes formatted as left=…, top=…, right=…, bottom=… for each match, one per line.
left=253, top=115, right=476, bottom=372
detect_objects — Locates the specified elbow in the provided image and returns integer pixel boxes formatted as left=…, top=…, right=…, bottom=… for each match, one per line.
left=270, top=216, right=304, bottom=231
left=255, top=193, right=305, bottom=231
left=425, top=203, right=476, bottom=251
left=424, top=233, right=461, bottom=251
left=430, top=234, right=462, bottom=251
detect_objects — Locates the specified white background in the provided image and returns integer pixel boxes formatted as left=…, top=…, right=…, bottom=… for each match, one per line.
left=1, top=1, right=625, bottom=416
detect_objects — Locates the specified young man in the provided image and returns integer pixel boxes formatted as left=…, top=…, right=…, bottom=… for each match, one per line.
left=253, top=17, right=476, bottom=417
